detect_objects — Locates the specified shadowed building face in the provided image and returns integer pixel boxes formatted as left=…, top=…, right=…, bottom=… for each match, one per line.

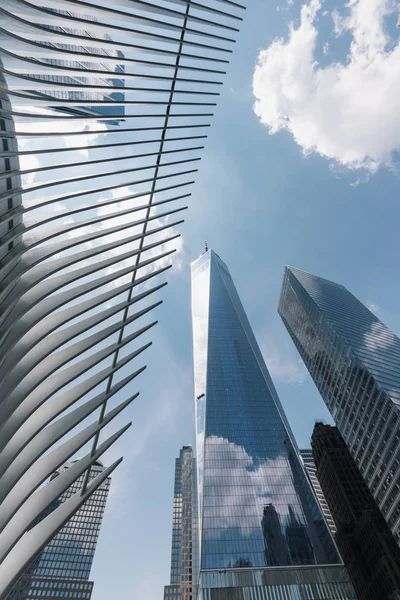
left=312, top=423, right=400, bottom=600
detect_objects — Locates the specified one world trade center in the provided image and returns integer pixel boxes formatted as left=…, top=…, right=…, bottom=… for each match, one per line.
left=191, top=250, right=355, bottom=599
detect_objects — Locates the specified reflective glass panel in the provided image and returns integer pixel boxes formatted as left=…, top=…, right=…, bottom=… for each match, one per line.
left=191, top=252, right=339, bottom=570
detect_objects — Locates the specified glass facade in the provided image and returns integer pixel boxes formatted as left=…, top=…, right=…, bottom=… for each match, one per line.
left=164, top=446, right=198, bottom=600
left=37, top=9, right=125, bottom=124
left=198, top=565, right=356, bottom=600
left=300, top=449, right=336, bottom=535
left=191, top=251, right=340, bottom=572
left=6, top=577, right=93, bottom=600
left=279, top=266, right=400, bottom=545
left=7, top=461, right=110, bottom=600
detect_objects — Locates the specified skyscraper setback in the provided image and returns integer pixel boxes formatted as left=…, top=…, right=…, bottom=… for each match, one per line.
left=278, top=266, right=400, bottom=545
left=191, top=250, right=354, bottom=599
left=164, top=446, right=198, bottom=600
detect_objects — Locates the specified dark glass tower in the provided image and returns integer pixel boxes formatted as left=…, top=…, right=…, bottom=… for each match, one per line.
left=278, top=266, right=400, bottom=544
left=191, top=250, right=355, bottom=599
left=164, top=446, right=198, bottom=600
left=312, top=423, right=400, bottom=600
left=7, top=461, right=110, bottom=600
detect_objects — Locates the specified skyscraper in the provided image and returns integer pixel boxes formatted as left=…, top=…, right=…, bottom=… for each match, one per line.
left=164, top=446, right=198, bottom=600
left=191, top=250, right=355, bottom=599
left=300, top=448, right=336, bottom=535
left=278, top=266, right=400, bottom=544
left=312, top=423, right=400, bottom=600
left=7, top=460, right=110, bottom=600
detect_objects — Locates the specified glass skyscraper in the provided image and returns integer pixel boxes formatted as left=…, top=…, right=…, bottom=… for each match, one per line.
left=279, top=266, right=400, bottom=546
left=191, top=250, right=354, bottom=599
left=164, top=446, right=198, bottom=600
left=300, top=449, right=336, bottom=536
left=37, top=9, right=125, bottom=124
left=7, top=461, right=110, bottom=600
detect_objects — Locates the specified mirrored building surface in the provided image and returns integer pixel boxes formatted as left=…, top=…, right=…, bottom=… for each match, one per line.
left=164, top=446, right=198, bottom=600
left=191, top=251, right=354, bottom=598
left=35, top=9, right=126, bottom=124
left=7, top=461, right=109, bottom=600
left=279, top=267, right=400, bottom=546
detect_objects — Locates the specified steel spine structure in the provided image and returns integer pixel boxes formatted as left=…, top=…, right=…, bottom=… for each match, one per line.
left=0, top=0, right=246, bottom=596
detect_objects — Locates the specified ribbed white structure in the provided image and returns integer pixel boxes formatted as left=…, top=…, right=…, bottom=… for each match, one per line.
left=0, top=1, right=246, bottom=596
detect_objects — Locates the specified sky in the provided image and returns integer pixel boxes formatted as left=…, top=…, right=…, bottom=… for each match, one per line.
left=90, top=0, right=400, bottom=597
left=13, top=0, right=400, bottom=597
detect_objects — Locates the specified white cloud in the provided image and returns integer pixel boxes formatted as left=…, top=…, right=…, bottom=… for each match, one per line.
left=363, top=320, right=396, bottom=351
left=204, top=436, right=308, bottom=537
left=277, top=0, right=296, bottom=12
left=253, top=0, right=400, bottom=171
left=19, top=153, right=41, bottom=187
left=92, top=188, right=184, bottom=287
left=31, top=183, right=184, bottom=300
left=18, top=113, right=108, bottom=191
left=18, top=111, right=183, bottom=277
left=367, top=300, right=380, bottom=313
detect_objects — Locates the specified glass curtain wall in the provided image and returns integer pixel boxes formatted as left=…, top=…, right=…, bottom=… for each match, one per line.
left=191, top=251, right=339, bottom=571
left=279, top=266, right=400, bottom=545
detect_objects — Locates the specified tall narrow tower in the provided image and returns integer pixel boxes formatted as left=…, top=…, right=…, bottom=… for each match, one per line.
left=190, top=250, right=354, bottom=599
left=164, top=446, right=198, bottom=600
left=278, top=266, right=400, bottom=545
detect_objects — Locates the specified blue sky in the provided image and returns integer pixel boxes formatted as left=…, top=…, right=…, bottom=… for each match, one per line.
left=88, top=0, right=400, bottom=597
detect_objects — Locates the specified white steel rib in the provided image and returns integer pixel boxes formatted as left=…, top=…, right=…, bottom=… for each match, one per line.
left=0, top=0, right=246, bottom=596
